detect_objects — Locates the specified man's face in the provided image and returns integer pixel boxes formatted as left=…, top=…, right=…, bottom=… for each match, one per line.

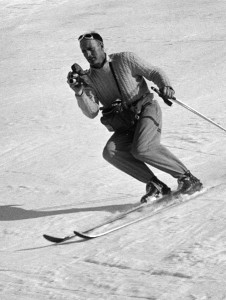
left=80, top=39, right=105, bottom=68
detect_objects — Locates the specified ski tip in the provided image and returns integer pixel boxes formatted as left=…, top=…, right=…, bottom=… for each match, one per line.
left=43, top=234, right=65, bottom=243
left=73, top=231, right=94, bottom=239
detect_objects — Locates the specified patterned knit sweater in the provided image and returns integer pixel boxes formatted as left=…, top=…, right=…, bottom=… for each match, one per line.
left=76, top=52, right=171, bottom=118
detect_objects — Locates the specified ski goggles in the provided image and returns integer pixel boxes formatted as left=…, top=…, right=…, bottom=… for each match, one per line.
left=78, top=33, right=103, bottom=43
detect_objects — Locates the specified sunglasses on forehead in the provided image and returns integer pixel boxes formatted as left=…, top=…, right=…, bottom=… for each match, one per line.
left=78, top=33, right=103, bottom=43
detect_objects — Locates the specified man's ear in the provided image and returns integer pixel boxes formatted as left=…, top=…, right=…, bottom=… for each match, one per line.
left=99, top=41, right=104, bottom=49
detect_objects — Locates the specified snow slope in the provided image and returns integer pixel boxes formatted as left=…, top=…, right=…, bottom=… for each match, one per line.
left=0, top=0, right=226, bottom=299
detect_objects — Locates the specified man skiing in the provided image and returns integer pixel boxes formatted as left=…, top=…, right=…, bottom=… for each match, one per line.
left=67, top=31, right=202, bottom=202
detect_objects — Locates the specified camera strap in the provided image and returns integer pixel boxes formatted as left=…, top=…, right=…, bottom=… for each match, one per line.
left=109, top=61, right=122, bottom=97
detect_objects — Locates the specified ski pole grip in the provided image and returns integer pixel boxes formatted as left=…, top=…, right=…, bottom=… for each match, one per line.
left=151, top=86, right=173, bottom=106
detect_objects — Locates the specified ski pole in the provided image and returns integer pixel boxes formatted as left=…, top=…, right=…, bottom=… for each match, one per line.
left=151, top=87, right=226, bottom=133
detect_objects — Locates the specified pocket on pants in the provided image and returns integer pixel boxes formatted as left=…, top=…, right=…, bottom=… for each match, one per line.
left=140, top=100, right=162, bottom=129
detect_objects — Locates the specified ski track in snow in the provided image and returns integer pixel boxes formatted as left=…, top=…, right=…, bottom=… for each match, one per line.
left=1, top=0, right=226, bottom=299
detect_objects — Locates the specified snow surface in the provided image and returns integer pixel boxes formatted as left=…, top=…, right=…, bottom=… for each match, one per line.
left=1, top=0, right=226, bottom=299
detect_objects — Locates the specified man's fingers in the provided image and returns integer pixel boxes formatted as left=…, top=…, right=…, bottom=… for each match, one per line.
left=161, top=86, right=175, bottom=99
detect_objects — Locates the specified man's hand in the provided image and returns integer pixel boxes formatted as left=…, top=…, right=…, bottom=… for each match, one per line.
left=67, top=71, right=83, bottom=95
left=67, top=63, right=90, bottom=96
left=159, top=86, right=175, bottom=99
left=67, top=63, right=85, bottom=95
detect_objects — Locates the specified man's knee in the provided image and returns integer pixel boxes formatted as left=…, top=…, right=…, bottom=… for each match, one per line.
left=131, top=133, right=160, bottom=160
left=131, top=147, right=145, bottom=160
left=131, top=144, right=156, bottom=161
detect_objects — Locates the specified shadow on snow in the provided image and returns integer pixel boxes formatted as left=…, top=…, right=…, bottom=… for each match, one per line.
left=0, top=203, right=134, bottom=221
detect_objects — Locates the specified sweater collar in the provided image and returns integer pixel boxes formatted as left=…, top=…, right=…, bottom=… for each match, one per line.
left=90, top=54, right=111, bottom=71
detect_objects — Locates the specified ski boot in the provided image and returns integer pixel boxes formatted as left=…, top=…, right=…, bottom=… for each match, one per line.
left=141, top=176, right=171, bottom=203
left=177, top=171, right=203, bottom=194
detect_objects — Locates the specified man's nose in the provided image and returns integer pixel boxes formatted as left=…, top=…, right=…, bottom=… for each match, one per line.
left=86, top=51, right=92, bottom=58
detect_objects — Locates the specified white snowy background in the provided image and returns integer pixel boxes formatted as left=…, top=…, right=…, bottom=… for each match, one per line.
left=0, top=0, right=226, bottom=299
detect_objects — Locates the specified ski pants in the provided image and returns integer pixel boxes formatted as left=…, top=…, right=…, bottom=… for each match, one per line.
left=103, top=96, right=188, bottom=184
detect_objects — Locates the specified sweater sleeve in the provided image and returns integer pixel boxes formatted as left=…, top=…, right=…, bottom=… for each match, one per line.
left=128, top=52, right=172, bottom=89
left=76, top=86, right=100, bottom=119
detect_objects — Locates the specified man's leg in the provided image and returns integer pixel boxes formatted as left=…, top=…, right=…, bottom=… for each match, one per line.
left=103, top=131, right=155, bottom=183
left=131, top=99, right=188, bottom=178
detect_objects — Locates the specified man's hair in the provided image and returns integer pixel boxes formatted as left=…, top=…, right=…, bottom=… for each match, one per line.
left=89, top=31, right=103, bottom=43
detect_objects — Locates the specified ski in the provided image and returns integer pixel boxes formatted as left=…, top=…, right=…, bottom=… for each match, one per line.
left=43, top=185, right=215, bottom=243
left=73, top=189, right=208, bottom=240
left=43, top=200, right=147, bottom=243
left=43, top=234, right=74, bottom=243
left=43, top=190, right=182, bottom=243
